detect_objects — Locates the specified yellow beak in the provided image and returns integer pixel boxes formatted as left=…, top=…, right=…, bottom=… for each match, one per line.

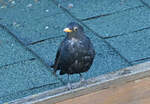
left=63, top=28, right=72, bottom=33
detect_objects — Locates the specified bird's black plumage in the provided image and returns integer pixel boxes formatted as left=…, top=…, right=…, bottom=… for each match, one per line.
left=51, top=22, right=95, bottom=76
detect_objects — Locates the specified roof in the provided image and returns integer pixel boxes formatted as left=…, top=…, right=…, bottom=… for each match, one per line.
left=0, top=0, right=150, bottom=103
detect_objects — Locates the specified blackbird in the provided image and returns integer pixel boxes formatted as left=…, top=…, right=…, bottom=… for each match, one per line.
left=51, top=22, right=95, bottom=88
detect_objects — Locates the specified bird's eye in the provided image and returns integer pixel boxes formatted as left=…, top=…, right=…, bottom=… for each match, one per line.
left=74, top=27, right=78, bottom=31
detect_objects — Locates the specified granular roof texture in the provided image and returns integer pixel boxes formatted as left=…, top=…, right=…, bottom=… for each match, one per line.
left=0, top=0, right=150, bottom=103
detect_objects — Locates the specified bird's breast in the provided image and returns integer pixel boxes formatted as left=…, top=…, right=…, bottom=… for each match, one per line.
left=68, top=38, right=81, bottom=45
left=65, top=38, right=83, bottom=54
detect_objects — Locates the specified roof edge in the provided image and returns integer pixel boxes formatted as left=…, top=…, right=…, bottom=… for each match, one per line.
left=9, top=61, right=150, bottom=104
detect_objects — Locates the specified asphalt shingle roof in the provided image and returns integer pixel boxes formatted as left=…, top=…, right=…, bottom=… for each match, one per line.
left=0, top=0, right=150, bottom=103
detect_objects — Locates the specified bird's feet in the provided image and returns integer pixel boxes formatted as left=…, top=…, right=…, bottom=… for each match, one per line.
left=79, top=78, right=88, bottom=87
left=67, top=82, right=72, bottom=90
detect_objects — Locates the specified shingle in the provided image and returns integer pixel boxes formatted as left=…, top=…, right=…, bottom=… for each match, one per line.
left=83, top=6, right=150, bottom=37
left=0, top=27, right=34, bottom=67
left=55, top=0, right=142, bottom=19
left=1, top=13, right=77, bottom=45
left=107, top=28, right=150, bottom=62
left=140, top=0, right=150, bottom=8
left=0, top=0, right=72, bottom=45
left=0, top=59, right=62, bottom=103
left=0, top=0, right=62, bottom=21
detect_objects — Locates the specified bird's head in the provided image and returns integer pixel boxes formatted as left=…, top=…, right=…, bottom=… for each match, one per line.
left=64, top=22, right=84, bottom=37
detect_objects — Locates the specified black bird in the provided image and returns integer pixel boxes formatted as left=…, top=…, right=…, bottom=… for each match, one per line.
left=51, top=22, right=95, bottom=88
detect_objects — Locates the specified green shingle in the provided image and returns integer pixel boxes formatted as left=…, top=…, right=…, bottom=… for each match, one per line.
left=0, top=0, right=149, bottom=103
left=0, top=59, right=62, bottom=103
left=0, top=27, right=34, bottom=67
left=140, top=0, right=150, bottom=8
left=0, top=0, right=66, bottom=44
left=83, top=6, right=150, bottom=37
left=0, top=0, right=62, bottom=21
left=1, top=13, right=77, bottom=45
left=107, top=28, right=150, bottom=63
left=55, top=0, right=142, bottom=19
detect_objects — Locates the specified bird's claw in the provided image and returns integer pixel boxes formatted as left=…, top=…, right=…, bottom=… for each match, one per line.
left=67, top=82, right=72, bottom=90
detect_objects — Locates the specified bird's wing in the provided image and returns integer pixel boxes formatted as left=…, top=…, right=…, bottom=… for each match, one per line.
left=51, top=47, right=60, bottom=70
left=60, top=39, right=95, bottom=75
left=51, top=40, right=65, bottom=71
